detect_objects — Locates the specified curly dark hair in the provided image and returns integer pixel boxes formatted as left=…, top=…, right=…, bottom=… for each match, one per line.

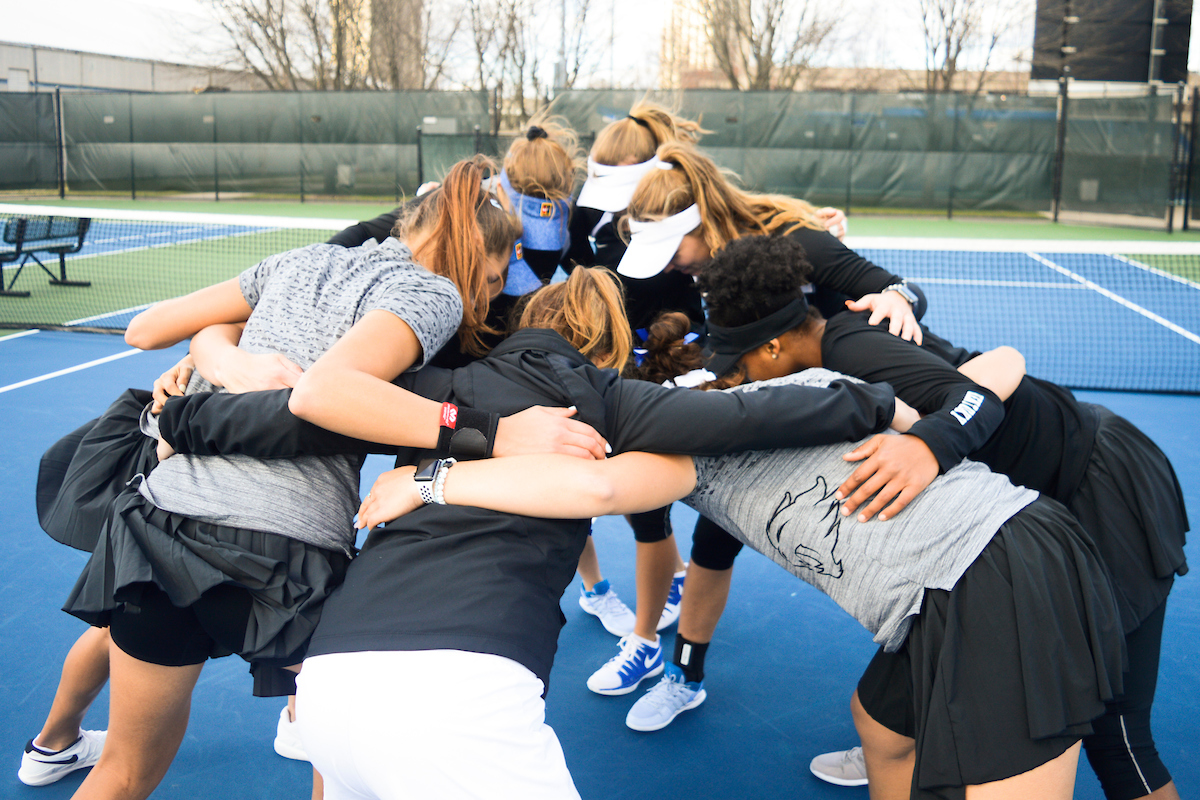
left=628, top=311, right=705, bottom=384
left=696, top=234, right=815, bottom=328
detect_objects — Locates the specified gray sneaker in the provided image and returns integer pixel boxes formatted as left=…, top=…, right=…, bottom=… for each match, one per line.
left=18, top=730, right=106, bottom=786
left=809, top=746, right=868, bottom=787
left=625, top=664, right=706, bottom=731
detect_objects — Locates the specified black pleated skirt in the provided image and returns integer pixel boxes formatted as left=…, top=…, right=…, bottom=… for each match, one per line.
left=36, top=389, right=158, bottom=552
left=64, top=490, right=350, bottom=666
left=1068, top=404, right=1188, bottom=632
left=858, top=497, right=1127, bottom=799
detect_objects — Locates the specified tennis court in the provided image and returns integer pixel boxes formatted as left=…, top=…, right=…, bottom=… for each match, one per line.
left=0, top=203, right=1195, bottom=799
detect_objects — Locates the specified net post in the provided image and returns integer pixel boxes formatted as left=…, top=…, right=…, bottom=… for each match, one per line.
left=54, top=86, right=65, bottom=199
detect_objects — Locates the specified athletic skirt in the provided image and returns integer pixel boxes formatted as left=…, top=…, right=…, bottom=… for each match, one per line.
left=63, top=489, right=350, bottom=668
left=1068, top=404, right=1188, bottom=633
left=36, top=389, right=159, bottom=553
left=858, top=497, right=1126, bottom=799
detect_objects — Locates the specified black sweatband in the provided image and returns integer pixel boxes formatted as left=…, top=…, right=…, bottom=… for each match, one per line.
left=436, top=405, right=500, bottom=459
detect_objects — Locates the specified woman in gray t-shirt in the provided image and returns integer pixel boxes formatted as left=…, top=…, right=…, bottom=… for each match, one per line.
left=41, top=158, right=526, bottom=800
left=367, top=370, right=1126, bottom=800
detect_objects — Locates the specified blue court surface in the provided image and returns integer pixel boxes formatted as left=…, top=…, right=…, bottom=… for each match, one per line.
left=860, top=246, right=1200, bottom=394
left=0, top=330, right=1196, bottom=799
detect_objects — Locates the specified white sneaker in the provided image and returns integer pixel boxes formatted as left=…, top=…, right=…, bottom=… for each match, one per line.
left=625, top=664, right=706, bottom=731
left=586, top=634, right=664, bottom=695
left=18, top=730, right=106, bottom=786
left=810, top=746, right=868, bottom=787
left=578, top=579, right=636, bottom=637
left=273, top=705, right=309, bottom=762
left=656, top=568, right=686, bottom=631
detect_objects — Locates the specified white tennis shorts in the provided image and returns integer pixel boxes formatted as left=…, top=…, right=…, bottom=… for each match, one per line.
left=296, top=650, right=581, bottom=800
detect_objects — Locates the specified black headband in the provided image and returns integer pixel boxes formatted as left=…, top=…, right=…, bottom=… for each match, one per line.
left=526, top=126, right=548, bottom=140
left=705, top=297, right=809, bottom=377
left=627, top=114, right=651, bottom=130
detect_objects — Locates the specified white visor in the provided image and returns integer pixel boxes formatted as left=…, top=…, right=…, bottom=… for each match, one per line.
left=576, top=156, right=660, bottom=212
left=617, top=204, right=703, bottom=279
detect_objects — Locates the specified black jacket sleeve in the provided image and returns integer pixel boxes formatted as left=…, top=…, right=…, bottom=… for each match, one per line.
left=820, top=314, right=1004, bottom=473
left=327, top=207, right=404, bottom=248
left=158, top=390, right=396, bottom=458
left=603, top=376, right=896, bottom=456
left=787, top=227, right=928, bottom=321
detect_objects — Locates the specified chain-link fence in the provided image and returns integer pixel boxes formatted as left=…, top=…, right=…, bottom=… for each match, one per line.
left=1, top=86, right=1191, bottom=227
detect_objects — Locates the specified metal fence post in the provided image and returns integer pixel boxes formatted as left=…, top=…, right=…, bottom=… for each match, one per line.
left=1185, top=87, right=1199, bottom=231
left=416, top=126, right=424, bottom=187
left=54, top=86, right=65, bottom=199
left=844, top=92, right=855, bottom=215
left=1167, top=83, right=1186, bottom=233
left=948, top=92, right=961, bottom=220
left=299, top=93, right=305, bottom=203
left=1052, top=76, right=1069, bottom=223
left=474, top=124, right=482, bottom=155
left=128, top=93, right=136, bottom=200
left=212, top=96, right=220, bottom=202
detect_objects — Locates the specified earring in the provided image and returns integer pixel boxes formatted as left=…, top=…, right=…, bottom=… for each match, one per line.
left=771, top=353, right=778, bottom=360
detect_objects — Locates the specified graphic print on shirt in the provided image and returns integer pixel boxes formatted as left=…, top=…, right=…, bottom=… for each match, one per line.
left=765, top=476, right=844, bottom=578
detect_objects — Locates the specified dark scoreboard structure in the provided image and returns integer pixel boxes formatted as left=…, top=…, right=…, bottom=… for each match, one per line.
left=1033, top=0, right=1193, bottom=83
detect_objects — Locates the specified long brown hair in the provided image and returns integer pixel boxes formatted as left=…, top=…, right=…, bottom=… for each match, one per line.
left=503, top=114, right=583, bottom=201
left=624, top=142, right=824, bottom=254
left=516, top=267, right=633, bottom=372
left=395, top=155, right=522, bottom=356
left=591, top=100, right=708, bottom=167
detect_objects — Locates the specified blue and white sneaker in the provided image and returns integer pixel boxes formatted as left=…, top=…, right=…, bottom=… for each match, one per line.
left=625, top=663, right=706, bottom=731
left=656, top=568, right=687, bottom=631
left=586, top=633, right=664, bottom=695
left=18, top=730, right=106, bottom=786
left=579, top=579, right=636, bottom=637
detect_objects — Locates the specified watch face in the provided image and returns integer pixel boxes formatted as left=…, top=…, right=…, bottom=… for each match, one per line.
left=414, top=458, right=440, bottom=481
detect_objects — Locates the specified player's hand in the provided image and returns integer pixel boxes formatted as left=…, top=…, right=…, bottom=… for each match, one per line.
left=815, top=207, right=848, bottom=240
left=844, top=292, right=923, bottom=345
left=357, top=466, right=420, bottom=529
left=156, top=437, right=176, bottom=462
left=216, top=351, right=304, bottom=395
left=494, top=406, right=610, bottom=461
left=836, top=434, right=938, bottom=522
left=151, top=354, right=195, bottom=414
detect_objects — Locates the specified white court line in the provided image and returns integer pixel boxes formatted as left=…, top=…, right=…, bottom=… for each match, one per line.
left=911, top=278, right=1085, bottom=289
left=1111, top=254, right=1200, bottom=291
left=0, top=329, right=39, bottom=342
left=1026, top=252, right=1200, bottom=346
left=0, top=348, right=143, bottom=394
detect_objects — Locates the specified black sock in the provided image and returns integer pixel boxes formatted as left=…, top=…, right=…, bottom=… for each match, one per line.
left=673, top=635, right=709, bottom=684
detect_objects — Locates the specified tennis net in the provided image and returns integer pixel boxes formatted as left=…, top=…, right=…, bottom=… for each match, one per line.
left=847, top=236, right=1200, bottom=394
left=0, top=204, right=353, bottom=333
left=2, top=207, right=1198, bottom=395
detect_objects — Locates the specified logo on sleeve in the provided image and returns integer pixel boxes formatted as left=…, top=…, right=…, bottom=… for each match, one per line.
left=540, top=202, right=554, bottom=218
left=950, top=391, right=985, bottom=425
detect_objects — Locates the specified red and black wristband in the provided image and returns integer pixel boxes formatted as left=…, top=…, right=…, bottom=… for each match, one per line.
left=436, top=402, right=499, bottom=459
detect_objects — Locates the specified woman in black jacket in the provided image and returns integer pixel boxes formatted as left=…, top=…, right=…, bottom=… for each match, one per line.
left=151, top=266, right=908, bottom=799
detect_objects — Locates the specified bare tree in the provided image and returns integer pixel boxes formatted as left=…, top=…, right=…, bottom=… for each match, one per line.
left=692, top=0, right=836, bottom=91
left=918, top=0, right=1031, bottom=94
left=211, top=0, right=372, bottom=89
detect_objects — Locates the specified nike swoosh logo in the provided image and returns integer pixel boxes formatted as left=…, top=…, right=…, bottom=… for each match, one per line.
left=36, top=755, right=79, bottom=766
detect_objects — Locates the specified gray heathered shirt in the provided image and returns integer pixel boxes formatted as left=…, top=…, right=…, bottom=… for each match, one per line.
left=682, top=368, right=1037, bottom=651
left=138, top=238, right=463, bottom=553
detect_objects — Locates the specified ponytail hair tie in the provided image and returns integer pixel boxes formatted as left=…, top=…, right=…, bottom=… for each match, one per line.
left=627, top=115, right=651, bottom=130
left=526, top=126, right=548, bottom=140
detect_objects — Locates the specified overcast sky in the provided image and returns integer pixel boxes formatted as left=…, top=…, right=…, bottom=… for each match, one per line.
left=4, top=0, right=1197, bottom=81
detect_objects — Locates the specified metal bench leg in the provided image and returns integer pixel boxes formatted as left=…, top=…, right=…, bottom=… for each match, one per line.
left=0, top=258, right=31, bottom=297
left=33, top=252, right=90, bottom=287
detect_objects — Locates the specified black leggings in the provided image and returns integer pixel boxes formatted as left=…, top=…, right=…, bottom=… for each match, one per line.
left=108, top=582, right=254, bottom=667
left=1084, top=599, right=1173, bottom=800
